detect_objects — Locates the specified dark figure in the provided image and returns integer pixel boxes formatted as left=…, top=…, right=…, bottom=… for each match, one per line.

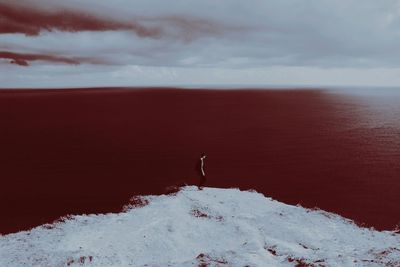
left=197, top=153, right=207, bottom=189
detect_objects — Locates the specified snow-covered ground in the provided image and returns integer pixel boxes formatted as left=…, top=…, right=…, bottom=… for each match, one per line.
left=0, top=187, right=399, bottom=267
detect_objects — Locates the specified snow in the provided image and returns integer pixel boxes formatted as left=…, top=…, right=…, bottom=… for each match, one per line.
left=0, top=186, right=399, bottom=267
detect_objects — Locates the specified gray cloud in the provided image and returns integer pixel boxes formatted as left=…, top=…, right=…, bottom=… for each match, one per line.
left=2, top=0, right=400, bottom=87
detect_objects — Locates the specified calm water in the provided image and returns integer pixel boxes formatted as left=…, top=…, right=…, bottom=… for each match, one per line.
left=0, top=87, right=399, bottom=233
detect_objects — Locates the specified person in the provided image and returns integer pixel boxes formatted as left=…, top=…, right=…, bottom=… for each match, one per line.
left=197, top=153, right=207, bottom=189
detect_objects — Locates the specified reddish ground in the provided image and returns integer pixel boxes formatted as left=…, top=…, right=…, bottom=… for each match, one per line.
left=0, top=88, right=399, bottom=234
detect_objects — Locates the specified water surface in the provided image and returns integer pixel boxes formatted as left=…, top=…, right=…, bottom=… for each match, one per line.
left=0, top=87, right=399, bottom=233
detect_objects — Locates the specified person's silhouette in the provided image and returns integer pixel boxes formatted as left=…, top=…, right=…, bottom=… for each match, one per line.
left=197, top=153, right=207, bottom=189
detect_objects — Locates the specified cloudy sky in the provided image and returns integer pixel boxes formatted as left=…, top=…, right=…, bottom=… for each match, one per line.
left=2, top=0, right=400, bottom=88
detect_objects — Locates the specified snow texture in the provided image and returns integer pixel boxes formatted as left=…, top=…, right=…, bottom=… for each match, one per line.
left=0, top=186, right=399, bottom=266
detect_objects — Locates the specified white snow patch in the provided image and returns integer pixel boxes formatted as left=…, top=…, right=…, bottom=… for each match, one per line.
left=0, top=186, right=399, bottom=266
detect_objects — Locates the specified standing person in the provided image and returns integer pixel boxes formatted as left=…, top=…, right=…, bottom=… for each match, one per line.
left=198, top=153, right=207, bottom=189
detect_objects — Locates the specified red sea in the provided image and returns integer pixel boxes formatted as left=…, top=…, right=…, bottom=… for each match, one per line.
left=0, top=87, right=399, bottom=234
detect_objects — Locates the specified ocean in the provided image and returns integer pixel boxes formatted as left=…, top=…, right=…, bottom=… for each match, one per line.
left=0, top=87, right=399, bottom=233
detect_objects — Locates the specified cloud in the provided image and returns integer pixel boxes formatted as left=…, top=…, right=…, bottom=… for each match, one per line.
left=0, top=1, right=241, bottom=41
left=0, top=2, right=161, bottom=38
left=2, top=0, right=400, bottom=87
left=0, top=51, right=106, bottom=66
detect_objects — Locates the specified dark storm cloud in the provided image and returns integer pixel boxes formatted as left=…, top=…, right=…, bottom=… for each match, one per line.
left=0, top=2, right=162, bottom=37
left=0, top=51, right=107, bottom=66
left=0, top=1, right=242, bottom=42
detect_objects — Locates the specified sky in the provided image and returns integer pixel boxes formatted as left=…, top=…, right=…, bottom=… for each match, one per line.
left=2, top=0, right=400, bottom=88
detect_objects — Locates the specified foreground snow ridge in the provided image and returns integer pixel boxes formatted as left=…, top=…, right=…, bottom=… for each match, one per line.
left=1, top=187, right=399, bottom=267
